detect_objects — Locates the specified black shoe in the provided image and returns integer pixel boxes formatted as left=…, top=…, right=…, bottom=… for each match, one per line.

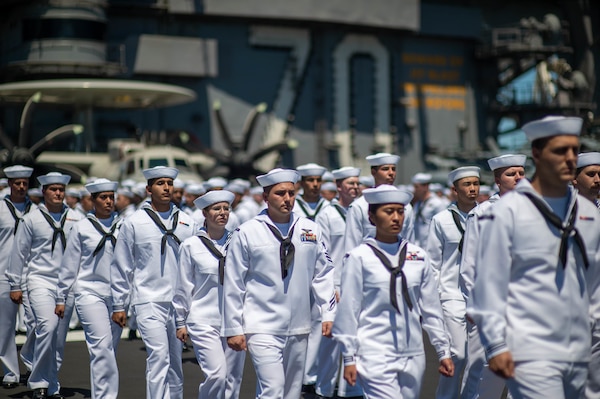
left=302, top=384, right=316, bottom=394
left=2, top=381, right=18, bottom=389
left=49, top=394, right=65, bottom=399
left=128, top=329, right=138, bottom=340
left=32, top=388, right=47, bottom=399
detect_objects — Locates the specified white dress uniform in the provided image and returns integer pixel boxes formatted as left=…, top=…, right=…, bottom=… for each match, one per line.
left=57, top=212, right=122, bottom=399
left=413, top=194, right=447, bottom=248
left=6, top=203, right=82, bottom=395
left=314, top=199, right=363, bottom=397
left=234, top=196, right=261, bottom=224
left=427, top=203, right=474, bottom=399
left=344, top=195, right=415, bottom=253
left=173, top=228, right=245, bottom=399
left=222, top=210, right=336, bottom=399
left=0, top=196, right=35, bottom=386
left=333, top=237, right=451, bottom=399
left=292, top=195, right=330, bottom=221
left=111, top=202, right=197, bottom=399
left=458, top=194, right=507, bottom=399
left=469, top=180, right=600, bottom=399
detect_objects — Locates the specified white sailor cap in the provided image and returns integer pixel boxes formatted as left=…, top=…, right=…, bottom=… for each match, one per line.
left=230, top=178, right=251, bottom=190
left=250, top=186, right=263, bottom=195
left=522, top=116, right=582, bottom=142
left=479, top=185, right=492, bottom=196
left=577, top=152, right=600, bottom=169
left=487, top=154, right=527, bottom=171
left=363, top=184, right=413, bottom=205
left=117, top=188, right=135, bottom=199
left=121, top=178, right=136, bottom=189
left=203, top=176, right=228, bottom=191
left=28, top=188, right=42, bottom=197
left=173, top=178, right=185, bottom=189
left=411, top=172, right=432, bottom=184
left=86, top=178, right=118, bottom=194
left=366, top=153, right=400, bottom=166
left=80, top=189, right=91, bottom=198
left=3, top=165, right=33, bottom=179
left=359, top=175, right=375, bottom=187
left=321, top=182, right=337, bottom=192
left=132, top=183, right=148, bottom=198
left=37, top=172, right=71, bottom=186
left=322, top=171, right=334, bottom=182
left=142, top=166, right=178, bottom=181
left=66, top=188, right=81, bottom=198
left=185, top=183, right=206, bottom=196
left=332, top=166, right=361, bottom=181
left=0, top=178, right=7, bottom=186
left=296, top=163, right=327, bottom=177
left=448, top=166, right=480, bottom=185
left=194, top=190, right=235, bottom=210
left=256, top=168, right=300, bottom=187
left=430, top=182, right=443, bottom=192
left=224, top=182, right=246, bottom=194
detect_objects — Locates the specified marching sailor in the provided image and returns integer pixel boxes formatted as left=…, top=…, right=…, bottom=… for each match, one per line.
left=333, top=184, right=453, bottom=399
left=427, top=166, right=480, bottom=399
left=7, top=172, right=82, bottom=399
left=55, top=179, right=122, bottom=399
left=469, top=116, right=600, bottom=398
left=111, top=166, right=197, bottom=399
left=293, top=163, right=330, bottom=221
left=0, top=165, right=35, bottom=389
left=223, top=168, right=336, bottom=399
left=174, top=190, right=245, bottom=399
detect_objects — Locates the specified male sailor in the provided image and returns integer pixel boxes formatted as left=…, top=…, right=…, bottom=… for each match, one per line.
left=293, top=163, right=330, bottom=221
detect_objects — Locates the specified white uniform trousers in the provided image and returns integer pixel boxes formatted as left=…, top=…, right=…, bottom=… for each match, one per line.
left=186, top=323, right=245, bottom=399
left=586, top=325, right=600, bottom=399
left=315, top=332, right=363, bottom=398
left=461, top=322, right=506, bottom=399
left=19, top=288, right=35, bottom=372
left=28, top=287, right=75, bottom=395
left=75, top=293, right=122, bottom=399
left=247, top=333, right=309, bottom=399
left=506, top=360, right=588, bottom=399
left=0, top=280, right=20, bottom=383
left=134, top=302, right=183, bottom=399
left=436, top=299, right=467, bottom=399
left=357, top=353, right=426, bottom=399
left=303, top=304, right=322, bottom=386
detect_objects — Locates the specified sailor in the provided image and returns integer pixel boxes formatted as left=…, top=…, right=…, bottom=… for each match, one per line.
left=344, top=153, right=415, bottom=254
left=333, top=184, right=453, bottom=399
left=193, top=177, right=240, bottom=231
left=460, top=154, right=526, bottom=399
left=173, top=190, right=245, bottom=399
left=427, top=166, right=480, bottom=399
left=573, top=152, right=600, bottom=207
left=411, top=172, right=447, bottom=248
left=293, top=163, right=330, bottom=221
left=469, top=116, right=600, bottom=398
left=223, top=168, right=336, bottom=399
left=110, top=166, right=197, bottom=399
left=181, top=183, right=206, bottom=217
left=55, top=179, right=122, bottom=399
left=0, top=165, right=34, bottom=389
left=172, top=178, right=185, bottom=208
left=7, top=172, right=83, bottom=399
left=115, top=188, right=136, bottom=219
left=314, top=166, right=364, bottom=399
left=573, top=152, right=600, bottom=399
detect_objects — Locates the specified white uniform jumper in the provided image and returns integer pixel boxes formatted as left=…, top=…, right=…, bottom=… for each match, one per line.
left=222, top=210, right=336, bottom=399
left=292, top=195, right=330, bottom=221
left=111, top=202, right=196, bottom=399
left=344, top=196, right=415, bottom=253
left=57, top=212, right=123, bottom=399
left=413, top=194, right=447, bottom=248
left=173, top=229, right=245, bottom=399
left=459, top=194, right=506, bottom=399
left=469, top=180, right=600, bottom=399
left=587, top=202, right=600, bottom=399
left=333, top=238, right=451, bottom=399
left=314, top=200, right=363, bottom=398
left=427, top=203, right=473, bottom=399
left=0, top=197, right=34, bottom=385
left=6, top=204, right=82, bottom=395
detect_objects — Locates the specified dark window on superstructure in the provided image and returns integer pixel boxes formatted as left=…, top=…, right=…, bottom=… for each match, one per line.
left=22, top=18, right=106, bottom=41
